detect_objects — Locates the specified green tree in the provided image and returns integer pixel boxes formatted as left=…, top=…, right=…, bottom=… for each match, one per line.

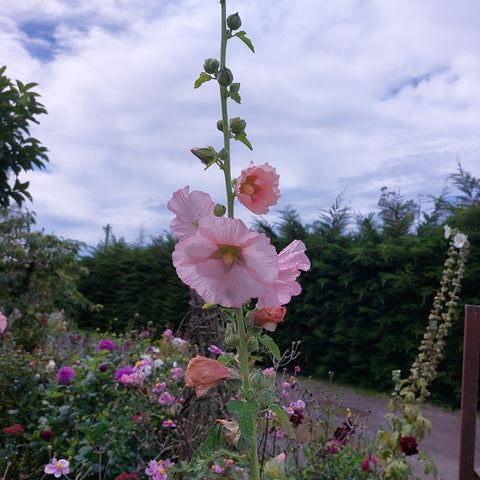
left=0, top=66, right=49, bottom=207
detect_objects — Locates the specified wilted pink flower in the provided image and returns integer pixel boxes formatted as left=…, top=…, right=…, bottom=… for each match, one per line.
left=56, top=366, right=75, bottom=384
left=327, top=439, right=342, bottom=454
left=97, top=339, right=115, bottom=351
left=184, top=356, right=231, bottom=397
left=234, top=161, right=280, bottom=214
left=168, top=186, right=215, bottom=240
left=44, top=458, right=70, bottom=477
left=0, top=312, right=7, bottom=333
left=257, top=239, right=310, bottom=308
left=173, top=215, right=278, bottom=308
left=254, top=306, right=286, bottom=332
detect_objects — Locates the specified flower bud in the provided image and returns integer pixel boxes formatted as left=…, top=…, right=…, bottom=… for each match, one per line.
left=227, top=12, right=242, bottom=31
left=213, top=204, right=226, bottom=217
left=217, top=120, right=224, bottom=131
left=203, top=58, right=219, bottom=74
left=218, top=148, right=228, bottom=161
left=248, top=369, right=266, bottom=389
left=246, top=337, right=259, bottom=352
left=229, top=117, right=246, bottom=135
left=191, top=146, right=217, bottom=165
left=217, top=67, right=234, bottom=87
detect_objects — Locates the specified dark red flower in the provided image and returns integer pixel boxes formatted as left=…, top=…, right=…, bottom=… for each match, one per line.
left=99, top=364, right=108, bottom=372
left=399, top=435, right=419, bottom=456
left=131, top=413, right=147, bottom=423
left=3, top=424, right=24, bottom=435
left=114, top=473, right=138, bottom=480
left=40, top=429, right=53, bottom=441
left=289, top=408, right=305, bottom=427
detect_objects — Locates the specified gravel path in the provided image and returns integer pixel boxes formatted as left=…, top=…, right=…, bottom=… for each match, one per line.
left=297, top=378, right=480, bottom=479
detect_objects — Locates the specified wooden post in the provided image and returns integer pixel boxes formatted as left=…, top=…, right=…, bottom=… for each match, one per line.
left=459, top=305, right=480, bottom=480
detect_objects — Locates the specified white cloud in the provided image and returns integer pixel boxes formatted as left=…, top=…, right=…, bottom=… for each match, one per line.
left=2, top=0, right=480, bottom=246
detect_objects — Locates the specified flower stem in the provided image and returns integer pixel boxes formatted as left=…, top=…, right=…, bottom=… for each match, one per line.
left=236, top=307, right=261, bottom=480
left=219, top=0, right=234, bottom=218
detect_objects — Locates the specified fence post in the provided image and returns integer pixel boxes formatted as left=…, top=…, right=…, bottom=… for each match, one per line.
left=458, top=305, right=480, bottom=480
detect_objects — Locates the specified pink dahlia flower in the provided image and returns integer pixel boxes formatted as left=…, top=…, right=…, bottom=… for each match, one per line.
left=257, top=239, right=310, bottom=308
left=172, top=215, right=278, bottom=308
left=168, top=186, right=215, bottom=241
left=184, top=355, right=231, bottom=397
left=0, top=312, right=7, bottom=334
left=234, top=161, right=280, bottom=214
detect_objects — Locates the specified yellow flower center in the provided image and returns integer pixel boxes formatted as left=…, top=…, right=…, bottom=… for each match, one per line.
left=210, top=245, right=245, bottom=272
left=160, top=468, right=165, bottom=474
left=239, top=175, right=258, bottom=196
left=57, top=461, right=65, bottom=469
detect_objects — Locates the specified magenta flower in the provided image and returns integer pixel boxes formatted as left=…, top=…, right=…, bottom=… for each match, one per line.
left=115, top=366, right=134, bottom=381
left=119, top=371, right=145, bottom=387
left=56, top=366, right=75, bottom=384
left=44, top=458, right=70, bottom=477
left=168, top=186, right=215, bottom=241
left=234, top=161, right=280, bottom=214
left=257, top=239, right=310, bottom=308
left=170, top=367, right=183, bottom=381
left=162, top=419, right=177, bottom=428
left=145, top=459, right=172, bottom=480
left=208, top=345, right=225, bottom=355
left=158, top=391, right=176, bottom=406
left=97, top=339, right=115, bottom=351
left=40, top=429, right=53, bottom=441
left=172, top=215, right=278, bottom=308
left=361, top=456, right=377, bottom=472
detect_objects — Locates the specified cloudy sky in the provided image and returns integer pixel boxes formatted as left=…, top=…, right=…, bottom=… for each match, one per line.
left=2, top=0, right=479, bottom=247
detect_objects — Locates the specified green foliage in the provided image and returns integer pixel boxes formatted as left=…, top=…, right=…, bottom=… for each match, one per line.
left=0, top=66, right=49, bottom=208
left=75, top=236, right=190, bottom=332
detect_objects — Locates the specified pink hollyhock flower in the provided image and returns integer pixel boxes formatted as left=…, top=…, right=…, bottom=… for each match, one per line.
left=257, top=239, right=310, bottom=308
left=0, top=312, right=7, bottom=333
left=254, top=306, right=286, bottom=332
left=168, top=186, right=215, bottom=241
left=234, top=161, right=280, bottom=214
left=184, top=356, right=231, bottom=397
left=44, top=458, right=70, bottom=477
left=173, top=215, right=278, bottom=308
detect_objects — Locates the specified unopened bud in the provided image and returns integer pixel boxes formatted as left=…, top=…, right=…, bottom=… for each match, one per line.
left=191, top=146, right=217, bottom=165
left=203, top=58, right=219, bottom=74
left=229, top=117, right=246, bottom=134
left=217, top=120, right=224, bottom=131
left=217, top=67, right=234, bottom=87
left=218, top=148, right=228, bottom=161
left=213, top=204, right=226, bottom=217
left=227, top=12, right=242, bottom=31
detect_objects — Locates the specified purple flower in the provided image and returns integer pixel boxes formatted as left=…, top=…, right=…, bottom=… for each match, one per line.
left=208, top=345, right=225, bottom=355
left=158, top=391, right=175, bottom=406
left=97, top=339, right=115, bottom=351
left=44, top=458, right=70, bottom=477
left=115, top=366, right=134, bottom=381
left=56, top=366, right=75, bottom=384
left=162, top=419, right=177, bottom=428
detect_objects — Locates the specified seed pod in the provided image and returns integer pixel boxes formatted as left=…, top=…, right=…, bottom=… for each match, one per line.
left=203, top=58, right=219, bottom=74
left=217, top=67, right=234, bottom=87
left=227, top=12, right=242, bottom=30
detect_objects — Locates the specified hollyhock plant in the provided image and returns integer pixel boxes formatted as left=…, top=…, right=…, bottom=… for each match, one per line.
left=253, top=306, right=286, bottom=332
left=172, top=215, right=278, bottom=308
left=184, top=355, right=232, bottom=397
left=257, top=239, right=310, bottom=308
left=233, top=161, right=280, bottom=214
left=168, top=185, right=215, bottom=241
left=44, top=458, right=70, bottom=477
left=56, top=366, right=75, bottom=384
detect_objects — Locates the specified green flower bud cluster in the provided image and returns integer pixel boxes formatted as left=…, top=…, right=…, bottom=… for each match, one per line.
left=217, top=117, right=247, bottom=135
left=227, top=12, right=242, bottom=31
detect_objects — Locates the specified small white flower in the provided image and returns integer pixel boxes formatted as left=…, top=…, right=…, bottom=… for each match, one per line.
left=46, top=360, right=56, bottom=371
left=453, top=232, right=468, bottom=249
left=444, top=225, right=452, bottom=239
left=153, top=359, right=164, bottom=368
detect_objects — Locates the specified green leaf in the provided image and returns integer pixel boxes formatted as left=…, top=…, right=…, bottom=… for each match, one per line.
left=257, top=333, right=281, bottom=360
left=194, top=72, right=213, bottom=88
left=268, top=404, right=296, bottom=437
left=233, top=131, right=253, bottom=150
left=234, top=31, right=255, bottom=53
left=229, top=83, right=241, bottom=103
left=190, top=423, right=226, bottom=470
left=227, top=399, right=259, bottom=439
